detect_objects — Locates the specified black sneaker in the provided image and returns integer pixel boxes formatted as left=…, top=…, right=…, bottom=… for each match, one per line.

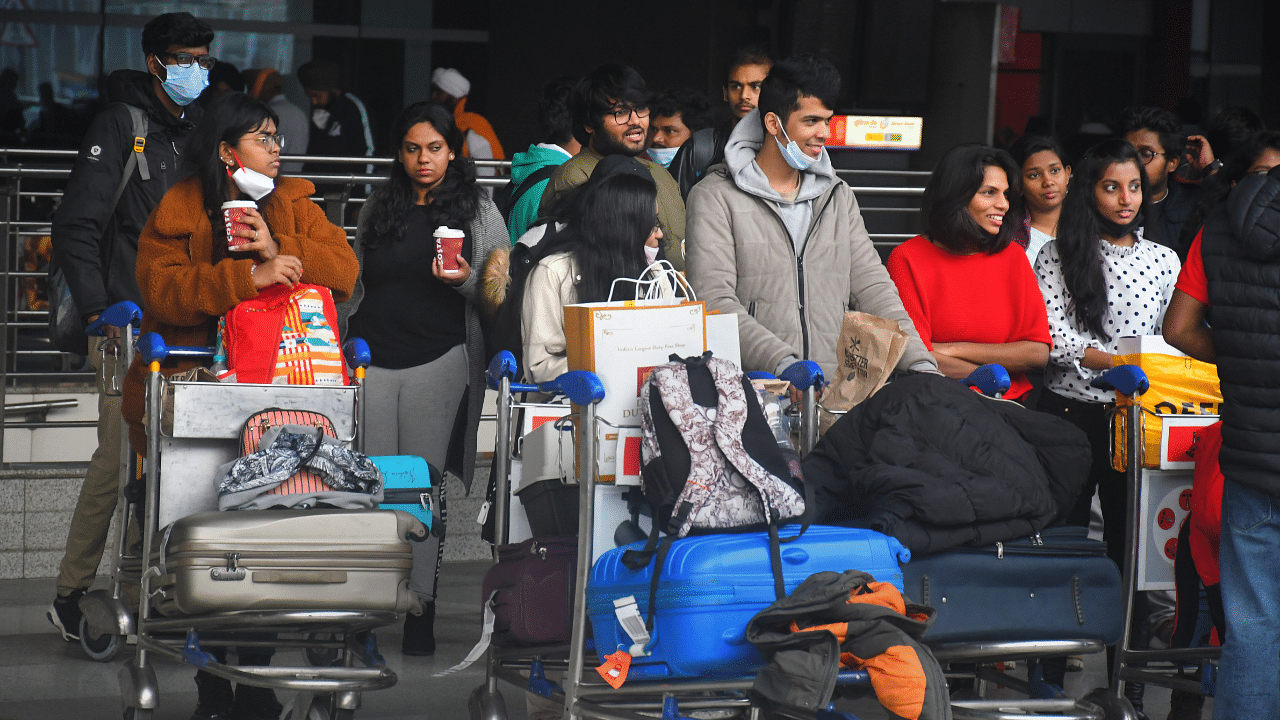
left=402, top=601, right=436, bottom=656
left=47, top=588, right=85, bottom=642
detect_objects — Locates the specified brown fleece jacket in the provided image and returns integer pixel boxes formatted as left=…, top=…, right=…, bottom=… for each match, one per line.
left=121, top=175, right=358, bottom=452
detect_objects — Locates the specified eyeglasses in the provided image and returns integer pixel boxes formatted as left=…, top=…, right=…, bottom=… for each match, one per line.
left=247, top=134, right=285, bottom=151
left=1136, top=148, right=1167, bottom=164
left=158, top=52, right=216, bottom=70
left=610, top=104, right=650, bottom=125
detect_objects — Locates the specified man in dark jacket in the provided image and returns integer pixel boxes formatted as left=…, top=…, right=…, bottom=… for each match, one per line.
left=1200, top=165, right=1280, bottom=719
left=46, top=11, right=211, bottom=643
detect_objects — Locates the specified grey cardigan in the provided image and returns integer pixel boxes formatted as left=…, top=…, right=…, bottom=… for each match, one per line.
left=338, top=193, right=510, bottom=493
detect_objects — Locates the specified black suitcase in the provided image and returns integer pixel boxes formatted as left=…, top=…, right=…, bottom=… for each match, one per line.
left=901, top=525, right=1124, bottom=645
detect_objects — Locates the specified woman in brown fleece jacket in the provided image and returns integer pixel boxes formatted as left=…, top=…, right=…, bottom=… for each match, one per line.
left=121, top=93, right=357, bottom=454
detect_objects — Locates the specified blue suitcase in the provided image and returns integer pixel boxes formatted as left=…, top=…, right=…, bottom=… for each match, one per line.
left=901, top=525, right=1124, bottom=644
left=587, top=525, right=909, bottom=679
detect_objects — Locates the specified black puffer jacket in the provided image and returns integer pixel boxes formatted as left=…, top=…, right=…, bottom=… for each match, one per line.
left=802, top=373, right=1089, bottom=555
left=51, top=70, right=199, bottom=320
left=1202, top=165, right=1280, bottom=496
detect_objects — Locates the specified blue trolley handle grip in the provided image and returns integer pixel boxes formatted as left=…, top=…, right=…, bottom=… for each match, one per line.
left=343, top=338, right=372, bottom=369
left=964, top=363, right=1012, bottom=397
left=1091, top=364, right=1150, bottom=398
left=779, top=360, right=825, bottom=391
left=138, top=333, right=216, bottom=365
left=86, top=300, right=142, bottom=336
left=486, top=350, right=519, bottom=391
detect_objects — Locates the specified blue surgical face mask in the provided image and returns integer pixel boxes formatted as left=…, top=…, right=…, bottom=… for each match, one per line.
left=774, top=123, right=818, bottom=172
left=648, top=146, right=678, bottom=169
left=154, top=57, right=209, bottom=107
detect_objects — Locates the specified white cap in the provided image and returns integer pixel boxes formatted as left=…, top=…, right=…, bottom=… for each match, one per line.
left=431, top=68, right=470, bottom=98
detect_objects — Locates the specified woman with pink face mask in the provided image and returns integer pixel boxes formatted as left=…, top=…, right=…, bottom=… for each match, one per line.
left=520, top=169, right=662, bottom=383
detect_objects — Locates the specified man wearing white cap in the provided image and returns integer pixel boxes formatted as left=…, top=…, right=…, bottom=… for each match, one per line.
left=432, top=67, right=504, bottom=194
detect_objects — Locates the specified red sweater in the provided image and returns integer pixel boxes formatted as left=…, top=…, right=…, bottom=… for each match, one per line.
left=887, top=235, right=1051, bottom=400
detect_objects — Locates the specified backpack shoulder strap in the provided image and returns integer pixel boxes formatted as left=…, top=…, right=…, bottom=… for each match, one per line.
left=108, top=104, right=150, bottom=215
left=510, top=164, right=558, bottom=207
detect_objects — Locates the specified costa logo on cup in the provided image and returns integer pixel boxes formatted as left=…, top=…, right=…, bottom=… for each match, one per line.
left=433, top=226, right=465, bottom=271
left=221, top=201, right=257, bottom=251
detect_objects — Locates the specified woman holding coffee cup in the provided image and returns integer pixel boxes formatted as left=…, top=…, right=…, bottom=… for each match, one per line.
left=338, top=101, right=509, bottom=655
left=119, top=91, right=357, bottom=717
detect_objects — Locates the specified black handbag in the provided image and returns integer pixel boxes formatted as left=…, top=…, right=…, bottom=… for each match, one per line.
left=47, top=255, right=87, bottom=356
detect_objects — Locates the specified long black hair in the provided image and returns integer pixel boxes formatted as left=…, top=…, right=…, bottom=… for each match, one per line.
left=562, top=172, right=658, bottom=304
left=920, top=143, right=1021, bottom=254
left=364, top=101, right=479, bottom=249
left=184, top=92, right=279, bottom=223
left=1055, top=138, right=1150, bottom=342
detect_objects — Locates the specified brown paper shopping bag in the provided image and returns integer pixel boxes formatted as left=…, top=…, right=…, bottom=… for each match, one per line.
left=818, top=311, right=908, bottom=434
left=564, top=299, right=706, bottom=482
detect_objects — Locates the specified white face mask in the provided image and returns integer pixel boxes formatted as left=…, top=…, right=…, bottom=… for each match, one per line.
left=644, top=244, right=660, bottom=265
left=647, top=146, right=678, bottom=169
left=227, top=150, right=276, bottom=201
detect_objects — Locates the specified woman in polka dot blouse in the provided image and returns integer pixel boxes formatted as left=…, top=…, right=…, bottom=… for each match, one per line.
left=1034, top=138, right=1181, bottom=565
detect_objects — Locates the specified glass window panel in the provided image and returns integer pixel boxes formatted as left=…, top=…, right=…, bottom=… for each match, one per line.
left=104, top=1, right=306, bottom=23
left=0, top=23, right=102, bottom=104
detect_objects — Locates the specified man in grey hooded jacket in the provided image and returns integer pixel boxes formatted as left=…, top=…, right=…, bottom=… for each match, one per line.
left=685, top=54, right=934, bottom=380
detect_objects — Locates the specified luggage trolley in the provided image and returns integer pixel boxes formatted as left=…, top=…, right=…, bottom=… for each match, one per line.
left=472, top=351, right=831, bottom=720
left=799, top=365, right=1132, bottom=720
left=1092, top=365, right=1220, bottom=715
left=118, top=329, right=429, bottom=720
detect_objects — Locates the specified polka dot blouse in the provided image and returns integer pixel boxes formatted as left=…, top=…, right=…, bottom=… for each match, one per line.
left=1034, top=232, right=1181, bottom=403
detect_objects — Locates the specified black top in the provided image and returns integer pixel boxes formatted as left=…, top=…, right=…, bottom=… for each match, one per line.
left=349, top=205, right=468, bottom=369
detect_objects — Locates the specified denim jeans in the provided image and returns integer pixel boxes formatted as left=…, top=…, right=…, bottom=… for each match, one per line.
left=1214, top=478, right=1280, bottom=719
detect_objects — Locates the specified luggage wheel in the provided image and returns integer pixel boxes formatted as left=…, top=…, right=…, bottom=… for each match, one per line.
left=468, top=684, right=508, bottom=720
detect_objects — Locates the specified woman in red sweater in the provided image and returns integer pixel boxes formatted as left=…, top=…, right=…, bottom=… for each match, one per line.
left=887, top=143, right=1050, bottom=401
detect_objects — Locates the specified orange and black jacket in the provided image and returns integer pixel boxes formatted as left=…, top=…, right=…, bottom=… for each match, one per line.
left=746, top=569, right=951, bottom=720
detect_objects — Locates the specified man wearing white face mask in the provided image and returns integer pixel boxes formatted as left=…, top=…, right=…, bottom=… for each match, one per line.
left=685, top=54, right=935, bottom=381
left=46, top=11, right=214, bottom=644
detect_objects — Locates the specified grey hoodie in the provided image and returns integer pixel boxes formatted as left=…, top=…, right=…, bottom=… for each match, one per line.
left=723, top=109, right=838, bottom=258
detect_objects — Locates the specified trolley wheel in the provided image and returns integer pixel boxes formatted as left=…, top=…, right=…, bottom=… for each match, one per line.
left=304, top=632, right=341, bottom=667
left=468, top=684, right=508, bottom=720
left=79, top=616, right=125, bottom=662
left=123, top=708, right=152, bottom=720
left=1083, top=687, right=1140, bottom=720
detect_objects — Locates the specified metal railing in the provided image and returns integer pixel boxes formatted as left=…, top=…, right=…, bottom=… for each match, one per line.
left=0, top=149, right=925, bottom=459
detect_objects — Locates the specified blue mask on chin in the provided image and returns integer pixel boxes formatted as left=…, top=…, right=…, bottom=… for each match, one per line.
left=775, top=125, right=818, bottom=172
left=648, top=146, right=678, bottom=169
left=155, top=59, right=209, bottom=107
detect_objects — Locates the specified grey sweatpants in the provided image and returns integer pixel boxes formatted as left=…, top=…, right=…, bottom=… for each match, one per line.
left=362, top=344, right=467, bottom=603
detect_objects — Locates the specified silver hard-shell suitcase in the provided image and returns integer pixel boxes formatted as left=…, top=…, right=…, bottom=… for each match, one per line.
left=154, top=508, right=425, bottom=617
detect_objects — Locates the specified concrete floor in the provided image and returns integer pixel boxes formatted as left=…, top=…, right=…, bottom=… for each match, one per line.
left=0, top=561, right=1210, bottom=720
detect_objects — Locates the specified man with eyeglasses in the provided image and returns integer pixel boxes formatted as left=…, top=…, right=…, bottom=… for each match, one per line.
left=1120, top=105, right=1218, bottom=260
left=538, top=63, right=686, bottom=269
left=47, top=11, right=213, bottom=647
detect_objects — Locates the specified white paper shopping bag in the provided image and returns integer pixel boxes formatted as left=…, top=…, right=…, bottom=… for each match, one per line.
left=564, top=300, right=706, bottom=481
